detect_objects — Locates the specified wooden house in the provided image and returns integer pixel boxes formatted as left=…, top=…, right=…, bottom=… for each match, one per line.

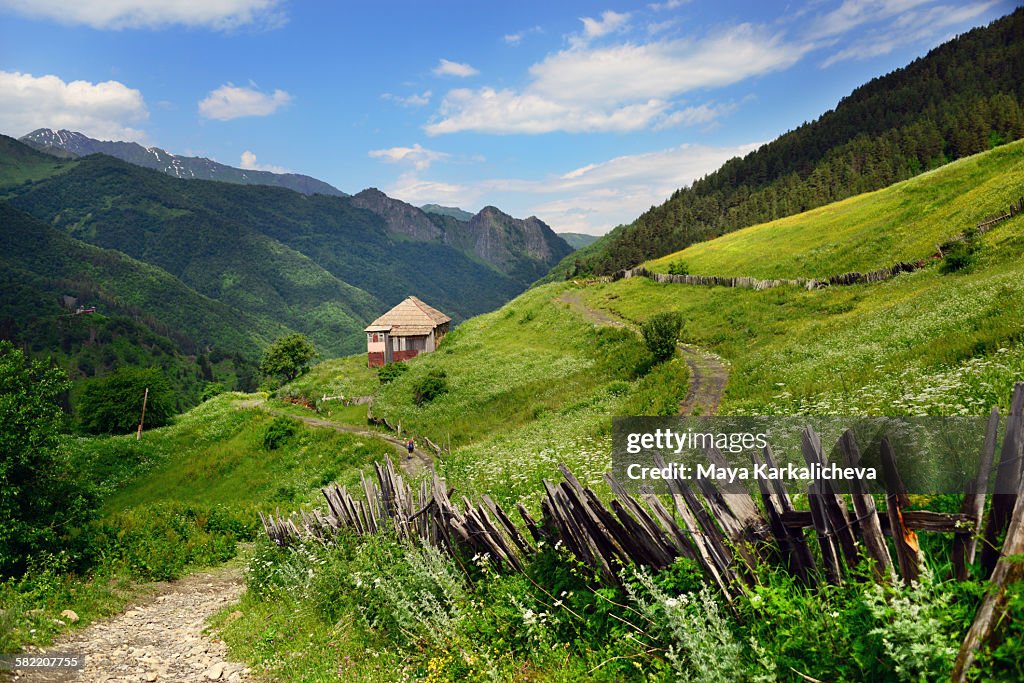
left=365, top=296, right=451, bottom=367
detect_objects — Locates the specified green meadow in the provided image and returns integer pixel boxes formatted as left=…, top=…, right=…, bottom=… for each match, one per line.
left=646, top=139, right=1024, bottom=279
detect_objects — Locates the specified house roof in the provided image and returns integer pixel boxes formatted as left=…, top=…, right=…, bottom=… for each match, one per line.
left=365, top=296, right=451, bottom=336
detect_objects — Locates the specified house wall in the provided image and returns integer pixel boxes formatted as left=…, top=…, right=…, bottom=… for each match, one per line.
left=367, top=332, right=391, bottom=367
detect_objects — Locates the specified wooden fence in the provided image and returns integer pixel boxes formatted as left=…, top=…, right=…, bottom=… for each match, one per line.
left=263, top=384, right=1024, bottom=677
left=612, top=195, right=1023, bottom=291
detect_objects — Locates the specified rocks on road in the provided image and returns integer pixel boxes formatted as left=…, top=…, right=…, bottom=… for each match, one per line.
left=9, top=568, right=251, bottom=683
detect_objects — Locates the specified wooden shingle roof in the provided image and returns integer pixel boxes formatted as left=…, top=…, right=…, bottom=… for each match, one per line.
left=365, top=296, right=451, bottom=336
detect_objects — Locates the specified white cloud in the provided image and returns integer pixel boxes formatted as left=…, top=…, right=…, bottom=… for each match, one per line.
left=580, top=10, right=630, bottom=40
left=655, top=102, right=736, bottom=129
left=0, top=0, right=285, bottom=30
left=382, top=90, right=431, bottom=107
left=381, top=142, right=760, bottom=235
left=647, top=19, right=675, bottom=35
left=368, top=144, right=450, bottom=171
left=386, top=173, right=480, bottom=207
left=432, top=59, right=479, bottom=77
left=504, top=26, right=542, bottom=45
left=806, top=0, right=936, bottom=39
left=427, top=24, right=804, bottom=135
left=239, top=150, right=288, bottom=173
left=0, top=70, right=148, bottom=141
left=648, top=0, right=690, bottom=10
left=198, top=83, right=291, bottom=120
left=427, top=88, right=672, bottom=135
left=514, top=142, right=763, bottom=233
left=820, top=0, right=999, bottom=66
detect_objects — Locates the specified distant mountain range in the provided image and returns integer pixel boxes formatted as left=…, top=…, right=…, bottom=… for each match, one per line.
left=20, top=128, right=348, bottom=197
left=421, top=204, right=474, bottom=222
left=0, top=134, right=571, bottom=412
left=557, top=233, right=599, bottom=250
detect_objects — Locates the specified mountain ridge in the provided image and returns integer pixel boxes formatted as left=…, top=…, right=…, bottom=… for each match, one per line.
left=20, top=128, right=349, bottom=198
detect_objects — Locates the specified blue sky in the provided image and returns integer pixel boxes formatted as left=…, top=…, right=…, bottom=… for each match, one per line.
left=0, top=1, right=1016, bottom=234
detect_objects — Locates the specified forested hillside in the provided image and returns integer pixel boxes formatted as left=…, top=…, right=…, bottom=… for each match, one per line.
left=549, top=8, right=1024, bottom=278
left=0, top=135, right=549, bottom=418
left=3, top=146, right=526, bottom=351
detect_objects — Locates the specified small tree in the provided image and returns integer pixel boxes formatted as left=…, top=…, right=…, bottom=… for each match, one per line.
left=642, top=312, right=684, bottom=363
left=78, top=367, right=174, bottom=434
left=260, top=334, right=317, bottom=384
left=0, top=342, right=93, bottom=575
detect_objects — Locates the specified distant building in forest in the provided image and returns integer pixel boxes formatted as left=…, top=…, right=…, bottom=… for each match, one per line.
left=364, top=296, right=451, bottom=368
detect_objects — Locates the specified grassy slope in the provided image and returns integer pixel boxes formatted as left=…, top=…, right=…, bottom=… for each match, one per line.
left=578, top=144, right=1024, bottom=416
left=92, top=393, right=399, bottom=514
left=646, top=140, right=1024, bottom=278
left=0, top=135, right=72, bottom=198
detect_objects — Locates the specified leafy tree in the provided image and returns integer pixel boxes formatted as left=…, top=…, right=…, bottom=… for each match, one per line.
left=260, top=334, right=317, bottom=384
left=78, top=367, right=174, bottom=434
left=0, top=342, right=93, bottom=575
left=412, top=369, right=449, bottom=406
left=641, top=312, right=684, bottom=363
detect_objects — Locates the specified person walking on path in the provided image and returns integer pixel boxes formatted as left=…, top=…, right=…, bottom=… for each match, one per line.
left=407, top=438, right=415, bottom=455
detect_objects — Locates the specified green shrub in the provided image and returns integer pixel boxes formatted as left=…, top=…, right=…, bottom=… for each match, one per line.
left=940, top=227, right=981, bottom=273
left=412, top=369, right=449, bottom=406
left=668, top=260, right=691, bottom=276
left=641, top=312, right=684, bottom=363
left=378, top=362, right=408, bottom=384
left=263, top=416, right=297, bottom=450
left=86, top=502, right=254, bottom=581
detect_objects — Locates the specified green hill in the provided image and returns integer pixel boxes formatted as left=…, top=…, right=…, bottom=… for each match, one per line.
left=546, top=8, right=1024, bottom=279
left=646, top=139, right=1024, bottom=278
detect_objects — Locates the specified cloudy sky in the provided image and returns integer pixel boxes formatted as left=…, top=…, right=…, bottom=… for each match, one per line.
left=0, top=0, right=1015, bottom=234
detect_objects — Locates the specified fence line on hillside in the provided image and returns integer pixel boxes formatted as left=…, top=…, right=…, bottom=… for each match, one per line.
left=263, top=385, right=1024, bottom=675
left=610, top=195, right=1024, bottom=291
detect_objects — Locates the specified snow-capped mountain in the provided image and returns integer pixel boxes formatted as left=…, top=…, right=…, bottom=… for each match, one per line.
left=20, top=129, right=347, bottom=197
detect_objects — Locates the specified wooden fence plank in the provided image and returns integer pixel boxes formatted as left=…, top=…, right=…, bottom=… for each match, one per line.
left=981, top=385, right=1024, bottom=578
left=880, top=437, right=920, bottom=585
left=802, top=428, right=860, bottom=570
left=837, top=429, right=895, bottom=583
left=953, top=407, right=1000, bottom=580
left=953, top=416, right=1024, bottom=681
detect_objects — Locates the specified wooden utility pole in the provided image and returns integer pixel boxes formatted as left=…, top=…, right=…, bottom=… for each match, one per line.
left=136, top=387, right=149, bottom=440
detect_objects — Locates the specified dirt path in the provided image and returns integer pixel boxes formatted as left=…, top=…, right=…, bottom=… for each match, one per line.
left=237, top=399, right=434, bottom=475
left=276, top=411, right=434, bottom=475
left=9, top=567, right=250, bottom=683
left=558, top=291, right=729, bottom=415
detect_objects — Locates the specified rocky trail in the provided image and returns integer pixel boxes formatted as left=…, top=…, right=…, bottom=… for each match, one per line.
left=558, top=291, right=728, bottom=415
left=8, top=568, right=251, bottom=683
